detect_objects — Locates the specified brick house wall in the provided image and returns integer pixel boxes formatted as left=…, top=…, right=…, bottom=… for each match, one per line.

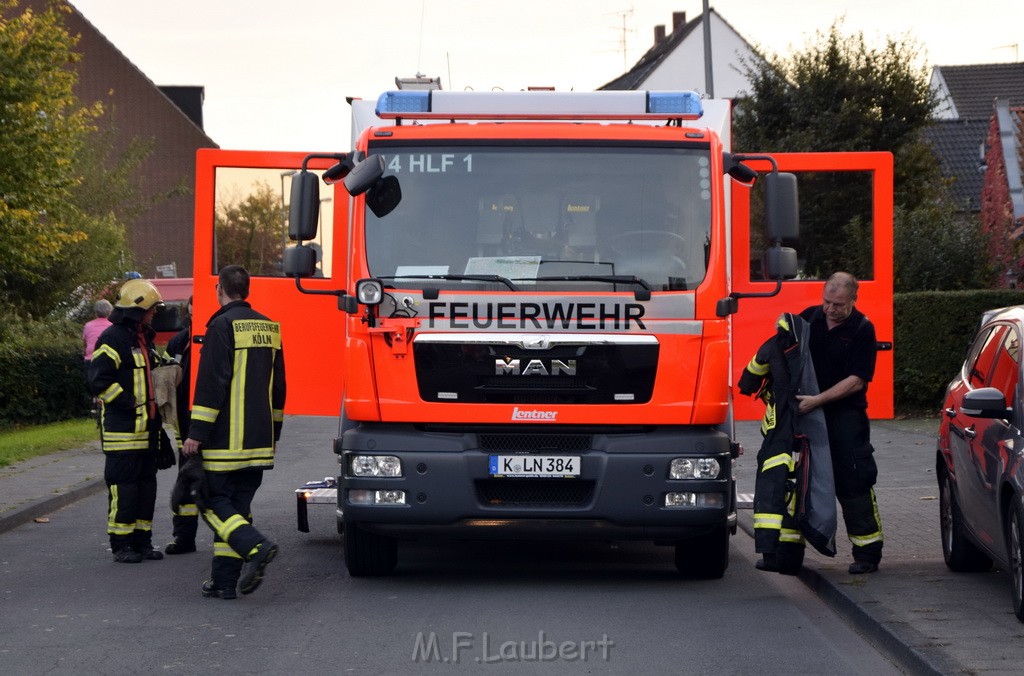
left=25, top=0, right=219, bottom=278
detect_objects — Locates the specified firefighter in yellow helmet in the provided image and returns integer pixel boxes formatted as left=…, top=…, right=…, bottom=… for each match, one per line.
left=87, top=278, right=168, bottom=563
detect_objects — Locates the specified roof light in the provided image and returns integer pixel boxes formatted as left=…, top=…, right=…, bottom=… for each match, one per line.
left=374, top=90, right=703, bottom=121
left=376, top=91, right=430, bottom=115
left=647, top=91, right=703, bottom=116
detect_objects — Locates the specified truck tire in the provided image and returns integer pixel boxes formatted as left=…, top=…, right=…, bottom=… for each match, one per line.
left=938, top=467, right=992, bottom=572
left=344, top=522, right=398, bottom=576
left=674, top=526, right=729, bottom=579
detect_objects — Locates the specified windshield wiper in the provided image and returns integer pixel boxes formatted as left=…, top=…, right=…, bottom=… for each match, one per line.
left=523, top=275, right=653, bottom=291
left=378, top=274, right=520, bottom=291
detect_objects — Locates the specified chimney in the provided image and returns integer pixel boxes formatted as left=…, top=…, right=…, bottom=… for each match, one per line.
left=654, top=24, right=666, bottom=44
left=672, top=12, right=687, bottom=31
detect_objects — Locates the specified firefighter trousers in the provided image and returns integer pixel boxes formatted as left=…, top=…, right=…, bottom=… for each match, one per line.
left=104, top=450, right=158, bottom=553
left=825, top=405, right=884, bottom=564
left=753, top=446, right=805, bottom=572
left=200, top=469, right=266, bottom=588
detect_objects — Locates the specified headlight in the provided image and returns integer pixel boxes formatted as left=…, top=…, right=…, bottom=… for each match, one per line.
left=670, top=457, right=721, bottom=480
left=350, top=454, right=403, bottom=477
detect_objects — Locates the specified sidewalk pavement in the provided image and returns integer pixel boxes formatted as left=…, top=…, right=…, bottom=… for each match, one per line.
left=3, top=416, right=1023, bottom=673
left=0, top=441, right=104, bottom=534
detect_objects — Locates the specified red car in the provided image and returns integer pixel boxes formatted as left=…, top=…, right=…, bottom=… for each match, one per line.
left=938, top=305, right=1024, bottom=621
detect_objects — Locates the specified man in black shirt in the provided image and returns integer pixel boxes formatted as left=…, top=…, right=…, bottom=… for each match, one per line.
left=796, top=272, right=883, bottom=574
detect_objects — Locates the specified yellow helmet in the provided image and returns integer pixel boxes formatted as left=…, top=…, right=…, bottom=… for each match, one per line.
left=115, top=279, right=165, bottom=311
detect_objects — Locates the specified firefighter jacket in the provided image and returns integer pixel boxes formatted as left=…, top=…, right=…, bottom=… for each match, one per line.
left=189, top=300, right=286, bottom=473
left=88, top=310, right=163, bottom=453
left=739, top=313, right=837, bottom=557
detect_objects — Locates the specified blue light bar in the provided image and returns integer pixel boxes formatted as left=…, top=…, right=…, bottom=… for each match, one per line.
left=375, top=91, right=430, bottom=116
left=374, top=90, right=704, bottom=121
left=647, top=91, right=703, bottom=117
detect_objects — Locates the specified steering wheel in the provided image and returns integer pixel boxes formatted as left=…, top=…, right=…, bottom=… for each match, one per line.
left=609, top=230, right=687, bottom=256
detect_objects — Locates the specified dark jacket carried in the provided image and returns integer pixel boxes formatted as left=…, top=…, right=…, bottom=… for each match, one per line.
left=88, top=309, right=162, bottom=453
left=189, top=300, right=286, bottom=473
left=739, top=313, right=837, bottom=557
left=166, top=327, right=192, bottom=438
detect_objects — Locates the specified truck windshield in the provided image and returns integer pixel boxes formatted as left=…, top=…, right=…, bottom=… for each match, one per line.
left=363, top=143, right=712, bottom=292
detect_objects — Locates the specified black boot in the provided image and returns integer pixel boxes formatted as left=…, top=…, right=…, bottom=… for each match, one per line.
left=113, top=548, right=142, bottom=564
left=165, top=540, right=197, bottom=555
left=201, top=580, right=237, bottom=600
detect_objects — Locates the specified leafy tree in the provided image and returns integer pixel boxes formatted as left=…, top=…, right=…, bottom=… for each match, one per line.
left=215, top=181, right=284, bottom=276
left=0, top=0, right=135, bottom=316
left=733, top=22, right=988, bottom=290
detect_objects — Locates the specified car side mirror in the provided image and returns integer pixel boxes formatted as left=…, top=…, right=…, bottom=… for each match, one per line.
left=961, top=387, right=1011, bottom=419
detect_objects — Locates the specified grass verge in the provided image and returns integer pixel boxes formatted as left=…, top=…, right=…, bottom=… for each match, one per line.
left=0, top=418, right=97, bottom=468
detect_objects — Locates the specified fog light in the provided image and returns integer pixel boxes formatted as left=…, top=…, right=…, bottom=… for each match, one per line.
left=670, top=457, right=721, bottom=479
left=351, top=454, right=403, bottom=477
left=666, top=492, right=696, bottom=507
left=375, top=490, right=406, bottom=505
left=665, top=492, right=725, bottom=508
left=348, top=489, right=407, bottom=505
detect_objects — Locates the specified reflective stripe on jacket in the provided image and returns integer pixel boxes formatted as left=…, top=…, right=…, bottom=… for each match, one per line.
left=189, top=300, right=286, bottom=473
left=88, top=320, right=161, bottom=453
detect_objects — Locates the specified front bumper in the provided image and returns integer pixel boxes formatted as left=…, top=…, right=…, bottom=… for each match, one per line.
left=331, top=423, right=736, bottom=542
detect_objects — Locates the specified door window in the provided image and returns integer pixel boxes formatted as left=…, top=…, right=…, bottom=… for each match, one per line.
left=988, top=327, right=1021, bottom=405
left=966, top=325, right=1007, bottom=388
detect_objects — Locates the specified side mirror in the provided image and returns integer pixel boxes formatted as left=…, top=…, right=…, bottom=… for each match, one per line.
left=962, top=387, right=1011, bottom=419
left=366, top=175, right=402, bottom=218
left=323, top=155, right=354, bottom=185
left=289, top=171, right=321, bottom=241
left=764, top=172, right=799, bottom=244
left=344, top=155, right=386, bottom=196
left=723, top=152, right=758, bottom=184
left=283, top=244, right=318, bottom=278
left=762, top=245, right=798, bottom=281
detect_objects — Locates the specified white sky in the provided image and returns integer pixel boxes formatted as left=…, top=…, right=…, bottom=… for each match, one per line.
left=68, top=0, right=1023, bottom=151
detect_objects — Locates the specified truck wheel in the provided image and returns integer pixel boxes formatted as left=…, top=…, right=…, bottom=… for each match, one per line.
left=1006, top=494, right=1024, bottom=622
left=344, top=522, right=398, bottom=576
left=674, top=526, right=729, bottom=579
left=939, top=467, right=992, bottom=572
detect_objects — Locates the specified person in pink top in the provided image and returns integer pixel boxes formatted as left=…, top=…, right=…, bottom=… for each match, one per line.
left=83, top=299, right=113, bottom=362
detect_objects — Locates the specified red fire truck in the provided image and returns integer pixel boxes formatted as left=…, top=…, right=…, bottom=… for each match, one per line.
left=192, top=89, right=893, bottom=578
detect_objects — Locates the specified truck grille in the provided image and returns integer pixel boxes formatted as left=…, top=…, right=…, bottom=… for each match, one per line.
left=476, top=479, right=594, bottom=506
left=479, top=433, right=592, bottom=453
left=414, top=340, right=658, bottom=404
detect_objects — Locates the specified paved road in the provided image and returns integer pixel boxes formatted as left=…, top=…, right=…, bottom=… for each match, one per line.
left=0, top=416, right=899, bottom=675
left=4, top=415, right=1024, bottom=673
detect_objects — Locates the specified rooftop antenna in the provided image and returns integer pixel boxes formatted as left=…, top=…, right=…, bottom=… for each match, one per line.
left=598, top=7, right=630, bottom=72
left=416, top=0, right=427, bottom=75
left=993, top=43, right=1019, bottom=62
left=610, top=8, right=635, bottom=72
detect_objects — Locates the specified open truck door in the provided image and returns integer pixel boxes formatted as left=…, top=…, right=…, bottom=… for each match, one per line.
left=730, top=151, right=894, bottom=421
left=192, top=149, right=350, bottom=416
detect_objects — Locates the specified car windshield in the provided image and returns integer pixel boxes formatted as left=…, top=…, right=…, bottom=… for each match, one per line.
left=363, top=143, right=712, bottom=293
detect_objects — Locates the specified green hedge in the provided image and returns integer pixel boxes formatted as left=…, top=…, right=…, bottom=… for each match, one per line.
left=894, top=289, right=1024, bottom=413
left=0, top=319, right=92, bottom=428
left=0, top=342, right=91, bottom=427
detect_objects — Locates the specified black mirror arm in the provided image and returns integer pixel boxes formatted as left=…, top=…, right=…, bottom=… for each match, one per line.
left=729, top=279, right=783, bottom=301
left=300, top=152, right=351, bottom=173
left=730, top=154, right=779, bottom=174
left=291, top=278, right=358, bottom=313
